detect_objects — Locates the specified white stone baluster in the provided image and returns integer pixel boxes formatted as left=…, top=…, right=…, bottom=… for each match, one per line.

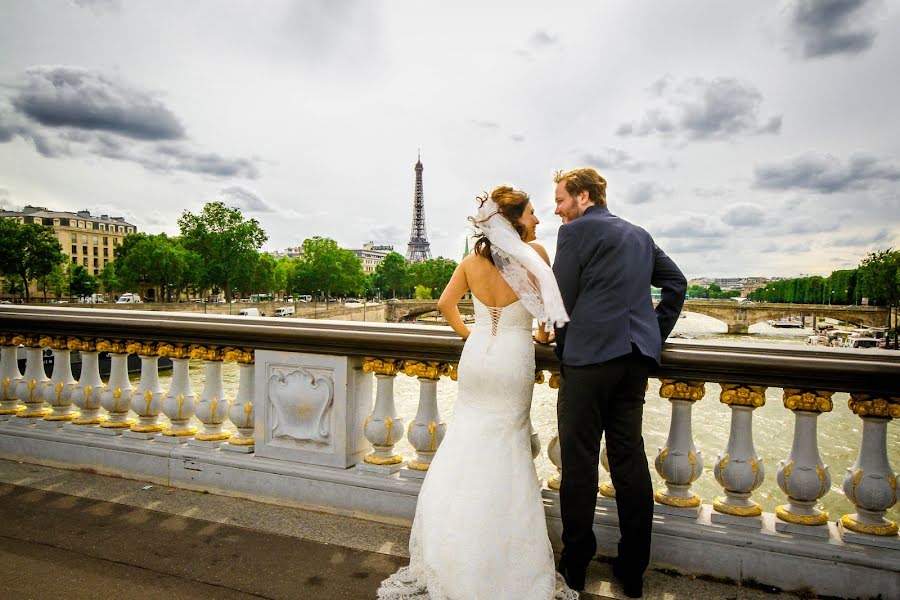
left=70, top=338, right=106, bottom=426
left=654, top=379, right=705, bottom=516
left=358, top=358, right=406, bottom=473
left=158, top=344, right=197, bottom=441
left=0, top=336, right=24, bottom=419
left=191, top=345, right=231, bottom=445
left=98, top=340, right=134, bottom=432
left=529, top=370, right=543, bottom=461
left=839, top=394, right=899, bottom=545
left=124, top=341, right=166, bottom=439
left=224, top=348, right=255, bottom=453
left=712, top=384, right=767, bottom=526
left=13, top=336, right=50, bottom=421
left=401, top=361, right=448, bottom=477
left=776, top=389, right=834, bottom=535
left=40, top=336, right=79, bottom=427
left=545, top=371, right=563, bottom=491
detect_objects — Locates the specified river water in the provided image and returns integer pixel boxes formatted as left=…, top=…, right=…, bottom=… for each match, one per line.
left=141, top=312, right=898, bottom=521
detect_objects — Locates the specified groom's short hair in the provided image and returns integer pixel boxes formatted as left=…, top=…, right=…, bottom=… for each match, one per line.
left=554, top=168, right=607, bottom=206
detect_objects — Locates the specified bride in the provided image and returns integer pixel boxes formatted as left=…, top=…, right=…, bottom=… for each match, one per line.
left=377, top=186, right=577, bottom=600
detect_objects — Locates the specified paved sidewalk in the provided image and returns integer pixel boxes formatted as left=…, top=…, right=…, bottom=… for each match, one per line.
left=0, top=460, right=803, bottom=599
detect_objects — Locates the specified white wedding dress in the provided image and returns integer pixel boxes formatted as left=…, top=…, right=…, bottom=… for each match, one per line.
left=377, top=297, right=578, bottom=600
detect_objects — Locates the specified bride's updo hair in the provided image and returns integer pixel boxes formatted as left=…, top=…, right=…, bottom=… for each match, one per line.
left=473, top=186, right=530, bottom=265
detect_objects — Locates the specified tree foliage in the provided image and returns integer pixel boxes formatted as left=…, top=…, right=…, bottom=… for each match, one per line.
left=0, top=219, right=66, bottom=301
left=748, top=249, right=899, bottom=306
left=292, top=237, right=366, bottom=297
left=178, top=202, right=267, bottom=302
left=69, top=264, right=99, bottom=297
left=409, top=257, right=457, bottom=298
left=372, top=252, right=409, bottom=298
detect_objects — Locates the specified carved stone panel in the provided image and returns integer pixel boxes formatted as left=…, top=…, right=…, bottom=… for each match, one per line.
left=255, top=351, right=371, bottom=468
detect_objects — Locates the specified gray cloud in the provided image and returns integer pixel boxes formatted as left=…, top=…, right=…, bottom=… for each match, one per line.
left=617, top=77, right=782, bottom=141
left=13, top=66, right=185, bottom=140
left=783, top=242, right=811, bottom=254
left=721, top=203, right=766, bottom=227
left=663, top=237, right=727, bottom=254
left=0, top=66, right=258, bottom=179
left=510, top=134, right=525, bottom=143
left=471, top=120, right=500, bottom=130
left=759, top=242, right=780, bottom=253
left=754, top=153, right=900, bottom=193
left=71, top=0, right=122, bottom=15
left=832, top=228, right=890, bottom=247
left=220, top=186, right=274, bottom=213
left=787, top=0, right=878, bottom=58
left=653, top=214, right=730, bottom=239
left=529, top=29, right=560, bottom=48
left=625, top=181, right=669, bottom=205
left=788, top=218, right=840, bottom=234
left=369, top=224, right=406, bottom=248
left=580, top=147, right=649, bottom=172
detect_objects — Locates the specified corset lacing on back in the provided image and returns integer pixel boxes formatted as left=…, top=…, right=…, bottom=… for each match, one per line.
left=486, top=306, right=503, bottom=336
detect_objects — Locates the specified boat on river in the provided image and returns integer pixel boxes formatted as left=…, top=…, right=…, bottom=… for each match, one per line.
left=768, top=317, right=805, bottom=328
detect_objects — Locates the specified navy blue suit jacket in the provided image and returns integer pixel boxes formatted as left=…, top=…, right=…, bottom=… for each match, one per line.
left=552, top=205, right=686, bottom=366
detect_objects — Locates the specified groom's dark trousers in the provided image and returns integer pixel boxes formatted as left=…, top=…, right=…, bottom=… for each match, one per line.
left=557, top=349, right=652, bottom=579
left=552, top=204, right=686, bottom=582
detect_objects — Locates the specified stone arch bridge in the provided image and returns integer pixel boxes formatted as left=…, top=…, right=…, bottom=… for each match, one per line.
left=387, top=299, right=890, bottom=334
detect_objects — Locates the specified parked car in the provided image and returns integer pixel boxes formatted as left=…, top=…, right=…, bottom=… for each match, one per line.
left=297, top=295, right=312, bottom=303
left=116, top=293, right=142, bottom=304
left=238, top=308, right=260, bottom=317
left=274, top=306, right=295, bottom=317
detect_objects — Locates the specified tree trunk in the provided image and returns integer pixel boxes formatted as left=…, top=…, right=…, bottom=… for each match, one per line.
left=20, top=274, right=30, bottom=303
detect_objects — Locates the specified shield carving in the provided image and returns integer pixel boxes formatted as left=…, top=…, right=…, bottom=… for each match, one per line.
left=267, top=367, right=335, bottom=443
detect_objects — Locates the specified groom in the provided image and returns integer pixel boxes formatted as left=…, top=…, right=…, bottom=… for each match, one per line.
left=550, top=168, right=686, bottom=598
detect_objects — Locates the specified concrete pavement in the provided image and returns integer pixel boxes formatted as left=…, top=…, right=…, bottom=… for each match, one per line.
left=0, top=460, right=809, bottom=599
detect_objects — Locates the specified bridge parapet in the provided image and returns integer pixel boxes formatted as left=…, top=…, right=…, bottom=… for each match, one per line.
left=0, top=305, right=897, bottom=599
left=682, top=300, right=890, bottom=333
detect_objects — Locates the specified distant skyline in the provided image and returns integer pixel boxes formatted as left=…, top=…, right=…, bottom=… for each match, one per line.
left=1, top=1, right=898, bottom=279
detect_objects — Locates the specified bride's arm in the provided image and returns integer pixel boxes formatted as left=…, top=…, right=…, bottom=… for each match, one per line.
left=437, top=261, right=471, bottom=339
left=529, top=242, right=556, bottom=345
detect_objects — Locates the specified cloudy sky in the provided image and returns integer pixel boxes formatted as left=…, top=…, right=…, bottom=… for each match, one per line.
left=1, top=0, right=898, bottom=278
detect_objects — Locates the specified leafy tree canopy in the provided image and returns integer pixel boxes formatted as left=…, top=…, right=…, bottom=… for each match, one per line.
left=0, top=219, right=65, bottom=301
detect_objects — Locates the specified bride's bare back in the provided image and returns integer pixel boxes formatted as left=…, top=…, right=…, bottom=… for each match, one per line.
left=438, top=242, right=551, bottom=340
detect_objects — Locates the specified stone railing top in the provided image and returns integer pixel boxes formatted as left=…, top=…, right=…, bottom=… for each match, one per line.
left=1, top=305, right=898, bottom=396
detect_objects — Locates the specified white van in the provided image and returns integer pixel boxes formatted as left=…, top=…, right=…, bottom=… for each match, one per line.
left=116, top=293, right=142, bottom=304
left=274, top=306, right=295, bottom=317
left=238, top=308, right=260, bottom=317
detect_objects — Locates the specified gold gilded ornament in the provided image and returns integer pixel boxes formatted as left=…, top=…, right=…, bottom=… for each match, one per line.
left=775, top=506, right=829, bottom=526
left=548, top=371, right=560, bottom=390
left=848, top=394, right=900, bottom=419
left=713, top=497, right=762, bottom=517
left=157, top=343, right=192, bottom=359
left=840, top=514, right=899, bottom=536
left=363, top=358, right=404, bottom=376
left=782, top=388, right=834, bottom=413
left=719, top=384, right=766, bottom=408
left=659, top=379, right=705, bottom=402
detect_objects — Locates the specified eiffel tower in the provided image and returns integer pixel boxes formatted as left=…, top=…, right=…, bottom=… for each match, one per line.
left=405, top=152, right=432, bottom=263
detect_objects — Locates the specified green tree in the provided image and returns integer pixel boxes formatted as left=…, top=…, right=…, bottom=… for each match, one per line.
left=0, top=219, right=66, bottom=302
left=38, top=261, right=70, bottom=300
left=414, top=284, right=432, bottom=299
left=858, top=249, right=900, bottom=308
left=409, top=257, right=458, bottom=298
left=372, top=252, right=409, bottom=298
left=291, top=237, right=365, bottom=298
left=69, top=264, right=99, bottom=298
left=178, top=202, right=268, bottom=303
left=98, top=261, right=121, bottom=296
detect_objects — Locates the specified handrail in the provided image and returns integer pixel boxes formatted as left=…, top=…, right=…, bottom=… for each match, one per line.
left=1, top=305, right=898, bottom=395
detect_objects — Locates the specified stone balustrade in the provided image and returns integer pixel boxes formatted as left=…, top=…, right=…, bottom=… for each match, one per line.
left=0, top=305, right=897, bottom=599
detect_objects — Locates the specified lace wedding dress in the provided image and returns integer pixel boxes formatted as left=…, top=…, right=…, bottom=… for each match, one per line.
left=377, top=297, right=578, bottom=600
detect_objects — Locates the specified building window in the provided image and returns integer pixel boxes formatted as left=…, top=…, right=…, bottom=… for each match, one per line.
left=103, top=248, right=108, bottom=257
left=103, top=237, right=108, bottom=246
left=94, top=269, right=99, bottom=275
left=93, top=247, right=98, bottom=256
left=93, top=258, right=99, bottom=267
left=82, top=258, right=88, bottom=266
left=71, top=245, right=77, bottom=255
left=71, top=256, right=78, bottom=265
left=92, top=236, right=98, bottom=245
left=127, top=227, right=133, bottom=234
left=82, top=245, right=88, bottom=255
left=113, top=238, right=120, bottom=246
left=78, top=221, right=84, bottom=229
left=99, top=223, right=106, bottom=231
left=118, top=226, right=124, bottom=233
left=53, top=219, right=60, bottom=226
left=81, top=235, right=87, bottom=243
left=71, top=233, right=77, bottom=243
left=103, top=259, right=108, bottom=267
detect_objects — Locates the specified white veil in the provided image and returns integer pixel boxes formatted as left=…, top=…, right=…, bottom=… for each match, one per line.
left=469, top=197, right=569, bottom=332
